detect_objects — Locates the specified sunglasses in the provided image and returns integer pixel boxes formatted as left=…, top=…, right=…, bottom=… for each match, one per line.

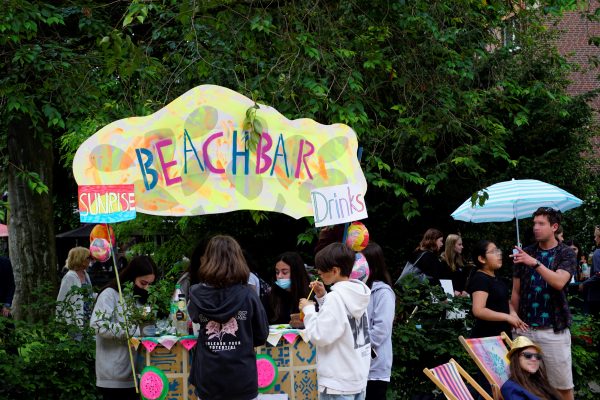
left=520, top=352, right=542, bottom=361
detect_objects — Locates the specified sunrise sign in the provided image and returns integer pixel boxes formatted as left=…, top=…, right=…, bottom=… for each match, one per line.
left=72, top=85, right=367, bottom=219
left=78, top=184, right=136, bottom=223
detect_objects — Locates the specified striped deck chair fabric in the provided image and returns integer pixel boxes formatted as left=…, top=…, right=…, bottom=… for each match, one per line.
left=459, top=335, right=510, bottom=387
left=431, top=361, right=474, bottom=400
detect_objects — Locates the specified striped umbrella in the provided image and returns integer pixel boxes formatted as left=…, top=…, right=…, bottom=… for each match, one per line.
left=451, top=179, right=583, bottom=245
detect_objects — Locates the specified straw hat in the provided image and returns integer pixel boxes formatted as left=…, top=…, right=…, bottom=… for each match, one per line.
left=507, top=336, right=543, bottom=360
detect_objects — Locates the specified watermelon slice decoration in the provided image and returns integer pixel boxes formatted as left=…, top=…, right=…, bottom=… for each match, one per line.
left=256, top=354, right=278, bottom=393
left=139, top=366, right=169, bottom=400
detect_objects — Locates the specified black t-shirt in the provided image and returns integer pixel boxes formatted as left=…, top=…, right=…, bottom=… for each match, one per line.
left=466, top=271, right=512, bottom=338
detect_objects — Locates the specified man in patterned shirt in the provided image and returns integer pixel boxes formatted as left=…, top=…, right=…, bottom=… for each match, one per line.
left=511, top=207, right=576, bottom=400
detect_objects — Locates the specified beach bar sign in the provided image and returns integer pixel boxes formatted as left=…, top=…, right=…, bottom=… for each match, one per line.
left=73, top=85, right=367, bottom=219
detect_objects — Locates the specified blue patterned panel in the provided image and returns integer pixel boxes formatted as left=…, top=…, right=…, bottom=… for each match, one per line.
left=294, top=369, right=318, bottom=400
left=149, top=347, right=183, bottom=373
left=262, top=343, right=291, bottom=367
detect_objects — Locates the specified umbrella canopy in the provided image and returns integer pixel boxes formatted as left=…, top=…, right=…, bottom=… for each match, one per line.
left=0, top=224, right=7, bottom=237
left=451, top=179, right=583, bottom=244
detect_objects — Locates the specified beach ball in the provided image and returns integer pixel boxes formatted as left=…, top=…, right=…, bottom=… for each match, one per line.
left=90, top=224, right=116, bottom=247
left=90, top=238, right=112, bottom=262
left=345, top=222, right=369, bottom=251
left=350, top=252, right=370, bottom=283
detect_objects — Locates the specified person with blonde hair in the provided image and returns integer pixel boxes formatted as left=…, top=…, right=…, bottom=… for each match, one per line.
left=441, top=234, right=469, bottom=296
left=501, top=336, right=562, bottom=400
left=56, top=246, right=94, bottom=327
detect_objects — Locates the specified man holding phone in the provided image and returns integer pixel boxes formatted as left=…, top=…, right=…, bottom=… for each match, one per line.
left=511, top=207, right=576, bottom=400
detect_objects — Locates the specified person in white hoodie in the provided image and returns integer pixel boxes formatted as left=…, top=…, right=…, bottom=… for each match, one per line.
left=362, top=242, right=395, bottom=400
left=300, top=242, right=371, bottom=400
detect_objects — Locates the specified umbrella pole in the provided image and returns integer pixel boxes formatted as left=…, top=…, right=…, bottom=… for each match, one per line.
left=515, top=219, right=521, bottom=248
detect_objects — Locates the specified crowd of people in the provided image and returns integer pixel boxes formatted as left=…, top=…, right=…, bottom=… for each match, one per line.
left=1, top=205, right=598, bottom=400
left=402, top=207, right=600, bottom=400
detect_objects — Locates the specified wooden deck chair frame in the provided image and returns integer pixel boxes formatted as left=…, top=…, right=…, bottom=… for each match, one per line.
left=423, top=358, right=496, bottom=400
left=458, top=332, right=513, bottom=400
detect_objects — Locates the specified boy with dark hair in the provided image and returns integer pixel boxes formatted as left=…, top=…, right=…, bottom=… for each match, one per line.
left=300, top=243, right=371, bottom=400
left=511, top=207, right=576, bottom=400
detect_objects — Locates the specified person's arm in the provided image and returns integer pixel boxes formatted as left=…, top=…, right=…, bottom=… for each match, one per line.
left=251, top=291, right=269, bottom=346
left=90, top=290, right=136, bottom=339
left=593, top=250, right=600, bottom=275
left=512, top=247, right=571, bottom=290
left=57, top=273, right=78, bottom=302
left=301, top=293, right=346, bottom=346
left=511, top=277, right=521, bottom=313
left=471, top=291, right=527, bottom=329
left=369, top=288, right=395, bottom=348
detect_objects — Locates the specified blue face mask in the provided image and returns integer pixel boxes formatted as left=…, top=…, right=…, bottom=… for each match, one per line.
left=275, top=278, right=291, bottom=290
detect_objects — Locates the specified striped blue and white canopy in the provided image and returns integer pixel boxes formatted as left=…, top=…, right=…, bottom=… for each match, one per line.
left=451, top=179, right=583, bottom=223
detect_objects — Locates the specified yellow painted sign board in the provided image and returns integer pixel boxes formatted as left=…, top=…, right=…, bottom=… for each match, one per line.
left=73, top=85, right=367, bottom=219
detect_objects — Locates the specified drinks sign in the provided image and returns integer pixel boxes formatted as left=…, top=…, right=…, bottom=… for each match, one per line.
left=311, top=184, right=367, bottom=227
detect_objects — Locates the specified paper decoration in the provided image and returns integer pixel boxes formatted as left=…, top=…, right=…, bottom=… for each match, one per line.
left=90, top=224, right=116, bottom=246
left=142, top=340, right=159, bottom=353
left=257, top=354, right=279, bottom=393
left=350, top=252, right=370, bottom=283
left=156, top=336, right=178, bottom=350
left=282, top=333, right=299, bottom=344
left=130, top=337, right=140, bottom=350
left=90, top=238, right=111, bottom=262
left=345, top=221, right=369, bottom=251
left=140, top=366, right=169, bottom=400
left=72, top=84, right=366, bottom=219
left=180, top=338, right=197, bottom=351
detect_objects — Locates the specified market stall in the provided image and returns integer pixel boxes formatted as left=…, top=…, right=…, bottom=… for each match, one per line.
left=132, top=327, right=317, bottom=400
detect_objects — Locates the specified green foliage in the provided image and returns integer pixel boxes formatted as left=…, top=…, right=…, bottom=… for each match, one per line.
left=0, top=286, right=99, bottom=400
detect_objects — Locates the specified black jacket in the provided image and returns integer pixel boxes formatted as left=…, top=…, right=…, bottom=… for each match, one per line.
left=188, top=283, right=269, bottom=400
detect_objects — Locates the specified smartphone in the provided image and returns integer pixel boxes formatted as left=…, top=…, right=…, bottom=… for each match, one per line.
left=371, top=347, right=378, bottom=359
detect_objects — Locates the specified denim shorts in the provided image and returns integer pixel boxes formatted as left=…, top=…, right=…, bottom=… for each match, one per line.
left=319, top=390, right=366, bottom=400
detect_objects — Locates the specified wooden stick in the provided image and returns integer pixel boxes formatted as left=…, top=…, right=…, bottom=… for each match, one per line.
left=306, top=277, right=320, bottom=300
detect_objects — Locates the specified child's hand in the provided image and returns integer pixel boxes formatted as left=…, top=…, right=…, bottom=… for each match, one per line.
left=309, top=281, right=326, bottom=298
left=299, top=298, right=315, bottom=311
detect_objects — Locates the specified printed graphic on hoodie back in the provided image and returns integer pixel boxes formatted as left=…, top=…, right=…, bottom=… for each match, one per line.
left=348, top=313, right=370, bottom=349
left=200, top=310, right=247, bottom=352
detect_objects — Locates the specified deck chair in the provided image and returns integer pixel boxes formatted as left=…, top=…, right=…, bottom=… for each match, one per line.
left=423, top=358, right=496, bottom=400
left=458, top=333, right=513, bottom=400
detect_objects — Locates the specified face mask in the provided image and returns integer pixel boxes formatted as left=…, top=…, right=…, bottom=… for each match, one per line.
left=133, top=285, right=150, bottom=304
left=275, top=278, right=291, bottom=290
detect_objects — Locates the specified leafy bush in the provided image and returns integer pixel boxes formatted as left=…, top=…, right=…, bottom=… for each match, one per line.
left=0, top=315, right=100, bottom=399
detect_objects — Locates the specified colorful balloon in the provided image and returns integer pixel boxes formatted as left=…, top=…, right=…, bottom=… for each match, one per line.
left=345, top=221, right=369, bottom=251
left=90, top=237, right=112, bottom=262
left=350, top=252, right=370, bottom=283
left=90, top=224, right=116, bottom=247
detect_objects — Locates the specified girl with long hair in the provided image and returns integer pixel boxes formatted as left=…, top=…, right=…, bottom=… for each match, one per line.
left=466, top=240, right=526, bottom=338
left=440, top=234, right=469, bottom=296
left=501, top=336, right=562, bottom=400
left=362, top=242, right=395, bottom=400
left=405, top=228, right=444, bottom=286
left=188, top=235, right=269, bottom=400
left=267, top=251, right=310, bottom=324
left=90, top=255, right=157, bottom=400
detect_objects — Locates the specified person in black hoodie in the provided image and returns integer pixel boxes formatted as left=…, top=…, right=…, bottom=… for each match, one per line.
left=188, top=235, right=269, bottom=400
